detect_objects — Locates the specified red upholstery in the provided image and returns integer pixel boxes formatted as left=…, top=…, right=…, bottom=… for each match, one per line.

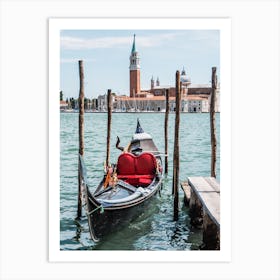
left=116, top=153, right=135, bottom=175
left=136, top=153, right=157, bottom=175
left=117, top=152, right=157, bottom=186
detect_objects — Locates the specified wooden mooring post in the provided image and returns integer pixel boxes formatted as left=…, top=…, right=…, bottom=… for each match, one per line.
left=172, top=70, right=181, bottom=221
left=181, top=177, right=220, bottom=250
left=106, top=89, right=112, bottom=167
left=77, top=60, right=85, bottom=218
left=210, top=67, right=217, bottom=178
left=164, top=89, right=169, bottom=174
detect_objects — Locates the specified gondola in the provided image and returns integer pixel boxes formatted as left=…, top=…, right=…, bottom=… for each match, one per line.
left=79, top=119, right=163, bottom=242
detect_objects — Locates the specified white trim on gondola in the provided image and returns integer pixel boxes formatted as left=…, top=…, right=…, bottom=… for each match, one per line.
left=132, top=132, right=152, bottom=140
left=97, top=187, right=150, bottom=205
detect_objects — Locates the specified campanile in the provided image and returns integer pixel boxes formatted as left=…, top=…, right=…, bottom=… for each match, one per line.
left=129, top=34, right=140, bottom=97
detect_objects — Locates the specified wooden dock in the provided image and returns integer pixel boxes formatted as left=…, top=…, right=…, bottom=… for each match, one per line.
left=181, top=177, right=220, bottom=250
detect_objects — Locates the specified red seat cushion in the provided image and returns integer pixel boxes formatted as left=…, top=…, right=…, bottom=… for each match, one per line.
left=117, top=152, right=157, bottom=186
left=117, top=153, right=136, bottom=175
left=117, top=175, right=153, bottom=186
left=135, top=152, right=157, bottom=175
left=138, top=177, right=153, bottom=186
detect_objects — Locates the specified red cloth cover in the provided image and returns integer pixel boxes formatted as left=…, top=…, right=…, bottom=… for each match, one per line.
left=117, top=152, right=157, bottom=186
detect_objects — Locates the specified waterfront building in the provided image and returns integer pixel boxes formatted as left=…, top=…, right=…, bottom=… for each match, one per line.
left=187, top=95, right=209, bottom=113
left=91, top=98, right=98, bottom=110
left=97, top=94, right=107, bottom=111
left=60, top=100, right=68, bottom=110
left=97, top=93, right=116, bottom=111
left=114, top=95, right=187, bottom=112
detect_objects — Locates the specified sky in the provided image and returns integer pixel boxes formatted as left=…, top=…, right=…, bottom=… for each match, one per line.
left=60, top=29, right=220, bottom=99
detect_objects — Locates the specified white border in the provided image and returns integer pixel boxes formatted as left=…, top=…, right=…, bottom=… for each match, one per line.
left=49, top=18, right=231, bottom=262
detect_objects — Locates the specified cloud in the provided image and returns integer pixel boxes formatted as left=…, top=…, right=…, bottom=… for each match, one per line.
left=60, top=33, right=179, bottom=50
left=61, top=36, right=130, bottom=50
left=137, top=33, right=178, bottom=47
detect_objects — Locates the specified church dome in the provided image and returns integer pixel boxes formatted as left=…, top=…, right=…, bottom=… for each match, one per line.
left=180, top=67, right=190, bottom=83
left=181, top=75, right=190, bottom=83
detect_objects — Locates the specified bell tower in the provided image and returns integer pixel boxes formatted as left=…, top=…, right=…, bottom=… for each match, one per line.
left=151, top=76, right=154, bottom=90
left=129, top=34, right=140, bottom=97
left=156, top=77, right=160, bottom=86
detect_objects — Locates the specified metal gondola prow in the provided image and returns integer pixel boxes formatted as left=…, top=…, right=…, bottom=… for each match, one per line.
left=132, top=119, right=152, bottom=142
left=135, top=118, right=144, bottom=134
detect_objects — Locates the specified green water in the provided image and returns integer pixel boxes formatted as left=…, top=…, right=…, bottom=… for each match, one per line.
left=60, top=112, right=220, bottom=250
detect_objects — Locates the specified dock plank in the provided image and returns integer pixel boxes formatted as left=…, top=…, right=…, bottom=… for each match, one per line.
left=187, top=177, right=220, bottom=228
left=204, top=177, right=220, bottom=193
left=197, top=191, right=220, bottom=227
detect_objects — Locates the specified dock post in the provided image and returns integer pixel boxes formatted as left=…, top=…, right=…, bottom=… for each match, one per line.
left=77, top=60, right=85, bottom=218
left=189, top=189, right=203, bottom=227
left=181, top=182, right=191, bottom=206
left=106, top=89, right=112, bottom=167
left=210, top=67, right=217, bottom=178
left=172, top=70, right=181, bottom=221
left=164, top=89, right=169, bottom=174
left=202, top=213, right=220, bottom=250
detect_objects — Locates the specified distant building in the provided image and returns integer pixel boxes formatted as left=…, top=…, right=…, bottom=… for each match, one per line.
left=91, top=98, right=98, bottom=110
left=96, top=35, right=220, bottom=113
left=97, top=93, right=116, bottom=111
left=114, top=94, right=219, bottom=113
left=97, top=94, right=107, bottom=111
left=187, top=95, right=209, bottom=113
left=187, top=84, right=220, bottom=112
left=60, top=100, right=68, bottom=111
left=127, top=35, right=219, bottom=112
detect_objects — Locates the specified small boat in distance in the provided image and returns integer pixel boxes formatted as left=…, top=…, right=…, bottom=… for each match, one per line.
left=79, top=119, right=163, bottom=241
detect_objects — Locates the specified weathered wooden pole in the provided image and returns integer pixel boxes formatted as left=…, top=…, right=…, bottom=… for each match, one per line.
left=77, top=60, right=85, bottom=218
left=172, top=70, right=181, bottom=221
left=164, top=89, right=169, bottom=174
left=210, top=67, right=217, bottom=178
left=106, top=89, right=112, bottom=167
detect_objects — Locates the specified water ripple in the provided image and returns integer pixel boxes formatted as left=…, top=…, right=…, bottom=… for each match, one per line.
left=60, top=113, right=220, bottom=250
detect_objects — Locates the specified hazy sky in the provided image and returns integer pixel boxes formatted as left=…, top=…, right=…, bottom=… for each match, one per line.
left=60, top=29, right=220, bottom=99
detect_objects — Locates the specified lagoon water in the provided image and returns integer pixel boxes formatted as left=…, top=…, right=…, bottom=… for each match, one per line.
left=60, top=112, right=220, bottom=250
